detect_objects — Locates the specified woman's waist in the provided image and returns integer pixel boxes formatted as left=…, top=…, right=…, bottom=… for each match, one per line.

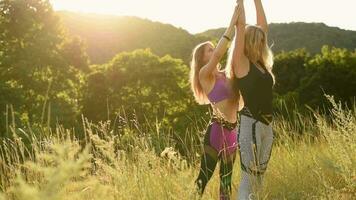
left=241, top=99, right=272, bottom=113
left=211, top=112, right=237, bottom=125
left=211, top=116, right=237, bottom=131
left=239, top=107, right=273, bottom=125
left=211, top=103, right=238, bottom=122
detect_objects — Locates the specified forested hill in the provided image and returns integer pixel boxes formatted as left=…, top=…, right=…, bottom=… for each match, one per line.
left=58, top=12, right=356, bottom=64
left=58, top=11, right=207, bottom=64
left=198, top=22, right=356, bottom=53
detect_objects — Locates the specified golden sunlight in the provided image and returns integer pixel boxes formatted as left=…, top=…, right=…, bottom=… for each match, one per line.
left=50, top=0, right=356, bottom=33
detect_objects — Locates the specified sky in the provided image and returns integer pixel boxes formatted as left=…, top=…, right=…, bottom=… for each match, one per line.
left=50, top=0, right=356, bottom=34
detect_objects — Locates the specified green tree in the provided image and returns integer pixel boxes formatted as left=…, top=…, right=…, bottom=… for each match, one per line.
left=82, top=49, right=208, bottom=131
left=0, top=0, right=88, bottom=131
left=82, top=70, right=109, bottom=122
left=273, top=49, right=310, bottom=95
left=299, top=46, right=356, bottom=107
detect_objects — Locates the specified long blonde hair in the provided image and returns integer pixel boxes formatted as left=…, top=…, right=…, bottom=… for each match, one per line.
left=244, top=25, right=275, bottom=82
left=189, top=41, right=213, bottom=105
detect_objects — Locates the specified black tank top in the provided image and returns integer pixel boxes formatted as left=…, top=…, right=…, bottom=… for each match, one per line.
left=237, top=62, right=273, bottom=125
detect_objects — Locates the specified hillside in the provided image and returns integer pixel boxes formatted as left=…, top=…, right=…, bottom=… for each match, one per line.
left=197, top=22, right=356, bottom=53
left=58, top=12, right=356, bottom=64
left=58, top=11, right=208, bottom=64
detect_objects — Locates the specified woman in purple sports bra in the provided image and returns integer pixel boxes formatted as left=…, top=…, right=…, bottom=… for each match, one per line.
left=189, top=2, right=244, bottom=199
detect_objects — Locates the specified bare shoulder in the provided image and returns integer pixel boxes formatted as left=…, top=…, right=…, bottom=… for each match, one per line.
left=199, top=65, right=215, bottom=92
left=198, top=65, right=208, bottom=82
left=199, top=64, right=214, bottom=81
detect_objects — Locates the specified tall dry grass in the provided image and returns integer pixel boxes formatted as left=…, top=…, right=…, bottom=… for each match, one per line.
left=0, top=95, right=355, bottom=199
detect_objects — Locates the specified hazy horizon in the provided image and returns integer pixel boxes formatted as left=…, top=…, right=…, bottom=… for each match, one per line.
left=50, top=0, right=356, bottom=34
left=56, top=10, right=355, bottom=34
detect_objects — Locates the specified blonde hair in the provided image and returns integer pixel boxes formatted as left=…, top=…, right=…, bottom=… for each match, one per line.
left=244, top=25, right=275, bottom=83
left=189, top=41, right=213, bottom=105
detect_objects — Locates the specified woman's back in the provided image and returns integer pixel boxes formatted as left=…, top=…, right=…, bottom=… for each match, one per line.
left=236, top=62, right=273, bottom=124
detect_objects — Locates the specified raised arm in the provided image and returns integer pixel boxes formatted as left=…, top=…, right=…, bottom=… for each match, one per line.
left=254, top=0, right=268, bottom=33
left=199, top=4, right=240, bottom=77
left=232, top=0, right=249, bottom=78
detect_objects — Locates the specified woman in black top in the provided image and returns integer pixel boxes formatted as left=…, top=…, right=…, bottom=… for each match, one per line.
left=227, top=0, right=275, bottom=199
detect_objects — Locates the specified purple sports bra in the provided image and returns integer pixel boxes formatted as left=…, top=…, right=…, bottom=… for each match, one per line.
left=207, top=72, right=234, bottom=104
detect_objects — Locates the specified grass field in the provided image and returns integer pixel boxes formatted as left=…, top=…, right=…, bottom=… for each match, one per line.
left=0, top=96, right=355, bottom=200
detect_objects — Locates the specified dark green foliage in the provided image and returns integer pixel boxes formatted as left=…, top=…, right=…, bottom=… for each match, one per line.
left=272, top=46, right=356, bottom=110
left=273, top=49, right=311, bottom=95
left=299, top=46, right=356, bottom=108
left=82, top=71, right=109, bottom=122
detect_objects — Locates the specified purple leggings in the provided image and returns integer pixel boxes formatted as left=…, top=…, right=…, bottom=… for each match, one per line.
left=196, top=120, right=238, bottom=200
left=209, top=122, right=238, bottom=155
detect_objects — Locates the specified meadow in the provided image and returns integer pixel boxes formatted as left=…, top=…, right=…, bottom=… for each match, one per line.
left=1, top=1, right=356, bottom=199
left=0, top=96, right=354, bottom=200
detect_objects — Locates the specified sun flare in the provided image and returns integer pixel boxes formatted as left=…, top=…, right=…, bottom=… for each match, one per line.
left=50, top=0, right=356, bottom=33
